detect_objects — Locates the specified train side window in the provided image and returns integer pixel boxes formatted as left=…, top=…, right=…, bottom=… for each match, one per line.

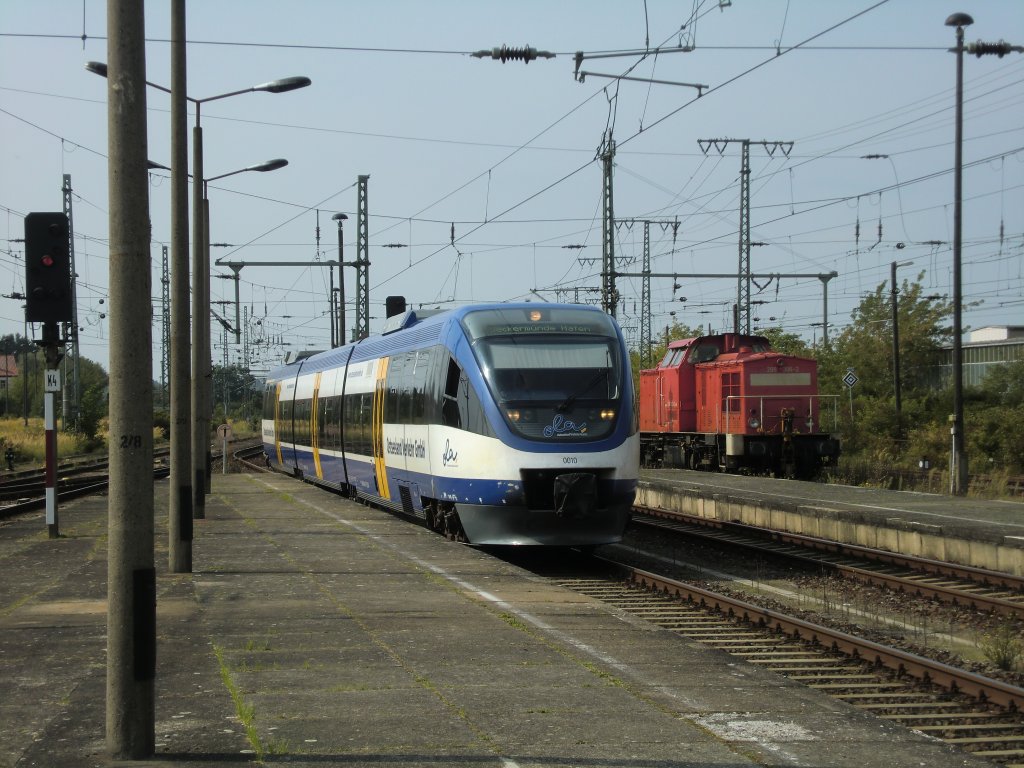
left=360, top=392, right=372, bottom=454
left=385, top=354, right=404, bottom=423
left=262, top=385, right=274, bottom=420
left=442, top=358, right=462, bottom=429
left=400, top=351, right=416, bottom=423
left=410, top=350, right=430, bottom=425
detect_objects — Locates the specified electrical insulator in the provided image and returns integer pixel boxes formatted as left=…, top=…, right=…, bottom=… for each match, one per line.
left=471, top=45, right=555, bottom=64
left=967, top=40, right=1016, bottom=57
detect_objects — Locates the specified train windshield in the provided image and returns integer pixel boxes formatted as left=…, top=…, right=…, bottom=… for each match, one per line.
left=462, top=307, right=622, bottom=441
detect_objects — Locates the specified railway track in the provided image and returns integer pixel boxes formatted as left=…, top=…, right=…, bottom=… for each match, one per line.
left=632, top=505, right=1024, bottom=620
left=0, top=441, right=262, bottom=520
left=552, top=558, right=1024, bottom=766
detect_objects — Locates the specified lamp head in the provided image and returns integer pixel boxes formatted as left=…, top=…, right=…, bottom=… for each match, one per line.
left=249, top=158, right=288, bottom=173
left=85, top=61, right=108, bottom=78
left=945, top=12, right=974, bottom=28
left=332, top=213, right=349, bottom=224
left=255, top=76, right=312, bottom=94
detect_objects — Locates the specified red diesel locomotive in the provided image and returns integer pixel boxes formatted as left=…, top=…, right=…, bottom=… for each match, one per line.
left=639, top=333, right=840, bottom=478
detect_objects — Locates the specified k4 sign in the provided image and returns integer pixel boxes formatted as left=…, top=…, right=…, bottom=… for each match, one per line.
left=45, top=369, right=61, bottom=392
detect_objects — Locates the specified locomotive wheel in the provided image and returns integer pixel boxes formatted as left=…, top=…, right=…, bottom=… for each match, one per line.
left=686, top=448, right=699, bottom=471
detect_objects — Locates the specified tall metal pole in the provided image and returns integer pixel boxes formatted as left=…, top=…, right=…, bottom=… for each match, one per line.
left=202, top=194, right=212, bottom=494
left=698, top=138, right=794, bottom=334
left=600, top=135, right=616, bottom=317
left=947, top=12, right=972, bottom=496
left=169, top=0, right=193, bottom=571
left=738, top=140, right=751, bottom=333
left=891, top=260, right=903, bottom=437
left=105, top=0, right=155, bottom=755
left=354, top=176, right=370, bottom=340
left=191, top=112, right=207, bottom=518
left=819, top=273, right=833, bottom=348
left=160, top=245, right=169, bottom=410
left=641, top=222, right=650, bottom=365
left=333, top=213, right=348, bottom=345
left=61, top=174, right=80, bottom=430
left=328, top=264, right=335, bottom=347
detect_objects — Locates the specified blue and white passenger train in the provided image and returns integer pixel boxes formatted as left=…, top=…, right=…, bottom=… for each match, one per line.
left=261, top=301, right=639, bottom=546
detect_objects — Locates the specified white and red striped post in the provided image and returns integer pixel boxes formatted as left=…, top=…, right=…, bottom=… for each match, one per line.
left=44, top=368, right=59, bottom=538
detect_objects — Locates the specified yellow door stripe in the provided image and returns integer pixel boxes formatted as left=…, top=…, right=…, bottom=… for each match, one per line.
left=372, top=357, right=391, bottom=500
left=312, top=371, right=323, bottom=479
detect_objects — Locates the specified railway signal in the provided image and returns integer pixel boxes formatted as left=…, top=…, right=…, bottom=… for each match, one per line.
left=24, top=212, right=73, bottom=324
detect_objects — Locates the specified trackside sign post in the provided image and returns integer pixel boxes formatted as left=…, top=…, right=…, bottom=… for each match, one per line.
left=217, top=423, right=233, bottom=474
left=843, top=368, right=858, bottom=420
left=44, top=368, right=61, bottom=537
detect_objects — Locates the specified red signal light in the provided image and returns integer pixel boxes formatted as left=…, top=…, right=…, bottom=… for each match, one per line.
left=41, top=254, right=55, bottom=267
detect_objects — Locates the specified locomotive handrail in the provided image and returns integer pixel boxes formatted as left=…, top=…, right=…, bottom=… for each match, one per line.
left=723, top=393, right=840, bottom=434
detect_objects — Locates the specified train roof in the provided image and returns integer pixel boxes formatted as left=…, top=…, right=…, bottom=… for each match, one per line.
left=265, top=302, right=615, bottom=379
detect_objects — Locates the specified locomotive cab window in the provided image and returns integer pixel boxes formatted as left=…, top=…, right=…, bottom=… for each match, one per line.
left=462, top=307, right=624, bottom=441
left=689, top=343, right=720, bottom=363
left=658, top=347, right=686, bottom=368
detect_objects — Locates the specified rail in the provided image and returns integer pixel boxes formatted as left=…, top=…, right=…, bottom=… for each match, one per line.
left=632, top=506, right=1024, bottom=619
left=600, top=557, right=1024, bottom=712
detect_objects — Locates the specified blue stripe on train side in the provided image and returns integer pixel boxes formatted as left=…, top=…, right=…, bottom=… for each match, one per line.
left=285, top=444, right=637, bottom=512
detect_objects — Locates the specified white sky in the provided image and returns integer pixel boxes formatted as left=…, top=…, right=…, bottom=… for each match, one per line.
left=2, top=0, right=1022, bottom=381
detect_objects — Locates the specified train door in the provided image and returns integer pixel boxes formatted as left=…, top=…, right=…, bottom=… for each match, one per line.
left=334, top=347, right=356, bottom=491
left=371, top=356, right=391, bottom=500
left=271, top=381, right=283, bottom=466
left=275, top=360, right=304, bottom=472
left=311, top=371, right=323, bottom=480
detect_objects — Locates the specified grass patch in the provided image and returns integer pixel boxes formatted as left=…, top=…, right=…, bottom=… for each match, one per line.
left=244, top=636, right=273, bottom=652
left=0, top=416, right=106, bottom=466
left=498, top=612, right=529, bottom=632
left=212, top=643, right=270, bottom=760
left=979, top=622, right=1024, bottom=671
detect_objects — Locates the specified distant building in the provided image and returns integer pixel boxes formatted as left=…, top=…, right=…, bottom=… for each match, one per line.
left=1, top=354, right=18, bottom=417
left=0, top=354, right=16, bottom=380
left=942, top=326, right=1024, bottom=387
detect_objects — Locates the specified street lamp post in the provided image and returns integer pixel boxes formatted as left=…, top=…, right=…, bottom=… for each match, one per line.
left=205, top=158, right=288, bottom=340
left=86, top=60, right=309, bottom=532
left=944, top=14, right=1023, bottom=494
left=189, top=78, right=309, bottom=514
left=947, top=12, right=971, bottom=496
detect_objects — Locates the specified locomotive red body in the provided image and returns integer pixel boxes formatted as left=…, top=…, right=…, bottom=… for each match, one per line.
left=639, top=333, right=840, bottom=477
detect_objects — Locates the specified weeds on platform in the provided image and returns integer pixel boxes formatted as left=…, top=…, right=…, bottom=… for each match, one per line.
left=979, top=621, right=1024, bottom=671
left=212, top=642, right=265, bottom=759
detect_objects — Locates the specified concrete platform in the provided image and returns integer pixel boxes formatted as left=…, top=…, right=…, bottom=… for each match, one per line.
left=639, top=469, right=1024, bottom=576
left=0, top=471, right=997, bottom=767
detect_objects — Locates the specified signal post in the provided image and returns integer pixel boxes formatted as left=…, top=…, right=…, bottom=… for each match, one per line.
left=24, top=211, right=73, bottom=538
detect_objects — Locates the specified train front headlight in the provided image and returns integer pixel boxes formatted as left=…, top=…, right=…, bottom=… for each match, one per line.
left=748, top=409, right=760, bottom=430
left=507, top=409, right=521, bottom=422
left=600, top=409, right=615, bottom=421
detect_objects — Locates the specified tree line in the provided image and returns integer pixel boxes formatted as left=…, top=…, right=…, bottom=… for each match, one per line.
left=0, top=333, right=262, bottom=441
